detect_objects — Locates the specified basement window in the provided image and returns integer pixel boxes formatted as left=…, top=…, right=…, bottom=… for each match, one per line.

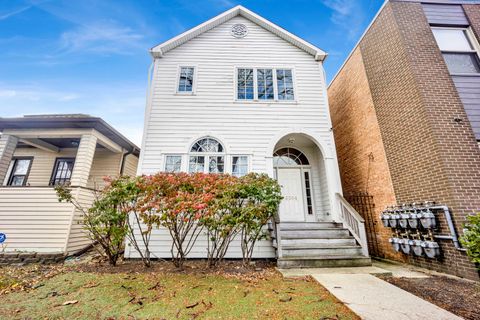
left=432, top=27, right=480, bottom=74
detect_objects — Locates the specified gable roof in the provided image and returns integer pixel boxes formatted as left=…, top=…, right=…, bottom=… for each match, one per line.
left=150, top=5, right=327, bottom=61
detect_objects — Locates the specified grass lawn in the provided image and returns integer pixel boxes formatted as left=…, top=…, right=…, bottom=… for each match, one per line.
left=0, top=262, right=358, bottom=320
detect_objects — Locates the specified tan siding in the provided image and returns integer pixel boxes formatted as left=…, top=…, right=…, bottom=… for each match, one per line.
left=0, top=187, right=73, bottom=253
left=122, top=154, right=139, bottom=177
left=0, top=135, right=18, bottom=183
left=70, top=134, right=97, bottom=187
left=65, top=188, right=94, bottom=253
left=88, top=149, right=122, bottom=189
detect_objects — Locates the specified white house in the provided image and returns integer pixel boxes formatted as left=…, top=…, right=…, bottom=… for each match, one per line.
left=129, top=5, right=370, bottom=268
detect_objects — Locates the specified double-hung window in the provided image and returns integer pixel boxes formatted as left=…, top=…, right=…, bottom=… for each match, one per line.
left=276, top=69, right=294, bottom=100
left=257, top=69, right=274, bottom=100
left=50, top=158, right=75, bottom=186
left=7, top=157, right=32, bottom=186
left=432, top=27, right=480, bottom=74
left=237, top=68, right=254, bottom=100
left=232, top=156, right=249, bottom=177
left=165, top=155, right=182, bottom=172
left=178, top=67, right=195, bottom=92
left=236, top=68, right=295, bottom=101
left=188, top=138, right=225, bottom=173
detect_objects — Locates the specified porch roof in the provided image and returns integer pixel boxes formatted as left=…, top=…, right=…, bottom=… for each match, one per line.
left=0, top=114, right=140, bottom=156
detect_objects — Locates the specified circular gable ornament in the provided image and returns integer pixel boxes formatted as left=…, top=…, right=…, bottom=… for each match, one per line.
left=231, top=24, right=248, bottom=38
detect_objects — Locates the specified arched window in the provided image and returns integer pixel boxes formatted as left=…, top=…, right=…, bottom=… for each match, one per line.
left=273, top=147, right=309, bottom=166
left=189, top=137, right=225, bottom=173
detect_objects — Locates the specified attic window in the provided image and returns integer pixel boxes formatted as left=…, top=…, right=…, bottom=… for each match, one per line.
left=231, top=24, right=248, bottom=38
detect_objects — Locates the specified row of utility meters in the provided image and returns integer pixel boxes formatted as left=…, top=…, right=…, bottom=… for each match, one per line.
left=381, top=208, right=436, bottom=229
left=389, top=238, right=440, bottom=259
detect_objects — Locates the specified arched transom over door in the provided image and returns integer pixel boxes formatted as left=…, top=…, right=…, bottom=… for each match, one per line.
left=273, top=147, right=314, bottom=222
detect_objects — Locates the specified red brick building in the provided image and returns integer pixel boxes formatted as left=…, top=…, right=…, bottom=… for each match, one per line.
left=328, top=0, right=480, bottom=280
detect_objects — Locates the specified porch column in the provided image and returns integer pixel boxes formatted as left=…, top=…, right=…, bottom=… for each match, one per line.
left=325, top=156, right=344, bottom=222
left=0, top=134, right=18, bottom=184
left=70, top=134, right=97, bottom=187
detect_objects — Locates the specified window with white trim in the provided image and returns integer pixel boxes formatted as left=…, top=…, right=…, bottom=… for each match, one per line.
left=165, top=155, right=182, bottom=172
left=189, top=137, right=225, bottom=173
left=232, top=156, right=249, bottom=177
left=432, top=27, right=480, bottom=74
left=178, top=67, right=195, bottom=92
left=236, top=68, right=294, bottom=101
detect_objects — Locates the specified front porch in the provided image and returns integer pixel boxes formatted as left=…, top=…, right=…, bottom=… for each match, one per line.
left=270, top=132, right=370, bottom=268
left=0, top=115, right=139, bottom=255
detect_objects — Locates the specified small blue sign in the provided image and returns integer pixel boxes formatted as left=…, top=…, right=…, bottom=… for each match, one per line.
left=0, top=233, right=6, bottom=244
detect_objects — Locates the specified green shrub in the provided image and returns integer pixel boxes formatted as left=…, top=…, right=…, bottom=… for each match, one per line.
left=460, top=213, right=480, bottom=267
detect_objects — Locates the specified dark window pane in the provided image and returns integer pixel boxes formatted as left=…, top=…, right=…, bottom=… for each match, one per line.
left=209, top=156, right=224, bottom=173
left=50, top=158, right=74, bottom=186
left=443, top=53, right=480, bottom=74
left=10, top=176, right=25, bottom=186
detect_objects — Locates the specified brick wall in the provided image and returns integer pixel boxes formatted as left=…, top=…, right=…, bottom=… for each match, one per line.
left=329, top=1, right=480, bottom=280
left=464, top=4, right=480, bottom=40
left=328, top=48, right=405, bottom=261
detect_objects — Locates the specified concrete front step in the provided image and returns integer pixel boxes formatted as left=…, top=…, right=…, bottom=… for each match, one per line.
left=280, top=222, right=343, bottom=230
left=282, top=246, right=363, bottom=257
left=281, top=229, right=350, bottom=239
left=278, top=256, right=372, bottom=268
left=281, top=238, right=357, bottom=246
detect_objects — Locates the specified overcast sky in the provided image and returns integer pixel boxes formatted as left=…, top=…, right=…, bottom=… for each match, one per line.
left=0, top=0, right=384, bottom=145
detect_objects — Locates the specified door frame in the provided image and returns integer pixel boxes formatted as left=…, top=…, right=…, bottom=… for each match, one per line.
left=274, top=166, right=316, bottom=222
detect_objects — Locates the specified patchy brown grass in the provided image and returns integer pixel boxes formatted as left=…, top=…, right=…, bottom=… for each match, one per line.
left=0, top=260, right=359, bottom=320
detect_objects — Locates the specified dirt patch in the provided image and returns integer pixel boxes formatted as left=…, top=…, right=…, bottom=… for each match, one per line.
left=379, top=275, right=480, bottom=320
left=73, top=259, right=278, bottom=282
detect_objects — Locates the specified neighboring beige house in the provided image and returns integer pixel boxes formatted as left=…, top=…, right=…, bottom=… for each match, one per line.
left=0, top=114, right=139, bottom=258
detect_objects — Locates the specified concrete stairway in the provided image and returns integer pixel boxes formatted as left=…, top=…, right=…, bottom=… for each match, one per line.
left=273, top=222, right=371, bottom=268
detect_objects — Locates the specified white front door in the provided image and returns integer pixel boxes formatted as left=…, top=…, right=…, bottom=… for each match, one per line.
left=277, top=168, right=305, bottom=221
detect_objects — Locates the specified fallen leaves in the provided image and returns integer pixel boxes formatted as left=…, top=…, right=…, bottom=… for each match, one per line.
left=0, top=264, right=65, bottom=296
left=279, top=295, right=293, bottom=302
left=62, top=300, right=78, bottom=306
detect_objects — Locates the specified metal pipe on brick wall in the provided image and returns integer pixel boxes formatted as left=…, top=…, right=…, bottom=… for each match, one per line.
left=431, top=205, right=466, bottom=252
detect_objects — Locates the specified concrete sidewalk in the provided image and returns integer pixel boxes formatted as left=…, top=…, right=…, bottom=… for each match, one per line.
left=279, top=264, right=462, bottom=320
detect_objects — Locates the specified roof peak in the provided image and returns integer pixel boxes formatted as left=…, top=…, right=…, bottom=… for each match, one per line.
left=150, top=5, right=327, bottom=61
